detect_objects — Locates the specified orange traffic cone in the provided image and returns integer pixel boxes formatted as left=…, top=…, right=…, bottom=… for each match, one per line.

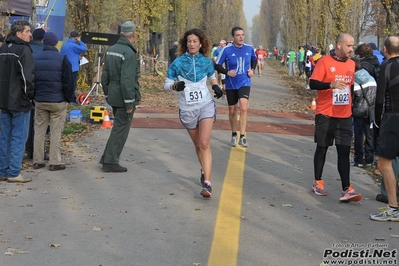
left=310, top=98, right=317, bottom=110
left=101, top=110, right=113, bottom=129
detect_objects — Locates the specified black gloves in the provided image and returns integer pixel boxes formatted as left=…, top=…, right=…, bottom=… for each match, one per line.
left=212, top=84, right=223, bottom=99
left=173, top=81, right=185, bottom=91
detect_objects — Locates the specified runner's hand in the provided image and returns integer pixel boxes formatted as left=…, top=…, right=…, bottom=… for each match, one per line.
left=212, top=85, right=223, bottom=99
left=173, top=81, right=185, bottom=91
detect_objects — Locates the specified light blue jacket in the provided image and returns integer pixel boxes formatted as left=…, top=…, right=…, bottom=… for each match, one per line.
left=352, top=69, right=377, bottom=118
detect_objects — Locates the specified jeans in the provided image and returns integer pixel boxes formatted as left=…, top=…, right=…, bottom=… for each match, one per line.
left=298, top=61, right=304, bottom=75
left=288, top=62, right=296, bottom=76
left=0, top=109, right=31, bottom=177
left=353, top=117, right=374, bottom=164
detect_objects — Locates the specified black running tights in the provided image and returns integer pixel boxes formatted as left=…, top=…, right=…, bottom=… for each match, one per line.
left=314, top=144, right=350, bottom=190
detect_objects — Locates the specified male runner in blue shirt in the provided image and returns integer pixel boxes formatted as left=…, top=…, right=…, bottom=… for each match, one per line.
left=215, top=26, right=257, bottom=147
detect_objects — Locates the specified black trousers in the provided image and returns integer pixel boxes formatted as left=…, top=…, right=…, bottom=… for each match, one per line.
left=353, top=117, right=374, bottom=164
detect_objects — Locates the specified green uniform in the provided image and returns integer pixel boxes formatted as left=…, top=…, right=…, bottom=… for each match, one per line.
left=101, top=37, right=140, bottom=164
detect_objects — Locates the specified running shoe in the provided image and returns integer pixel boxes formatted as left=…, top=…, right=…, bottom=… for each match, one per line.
left=200, top=169, right=204, bottom=187
left=370, top=206, right=399, bottom=222
left=350, top=161, right=363, bottom=167
left=230, top=135, right=238, bottom=147
left=200, top=180, right=212, bottom=198
left=339, top=184, right=362, bottom=202
left=239, top=136, right=248, bottom=147
left=312, top=180, right=327, bottom=196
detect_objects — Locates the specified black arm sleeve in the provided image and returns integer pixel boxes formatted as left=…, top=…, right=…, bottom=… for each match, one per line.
left=309, top=79, right=331, bottom=90
left=214, top=64, right=228, bottom=75
left=375, top=64, right=388, bottom=127
left=251, top=60, right=257, bottom=70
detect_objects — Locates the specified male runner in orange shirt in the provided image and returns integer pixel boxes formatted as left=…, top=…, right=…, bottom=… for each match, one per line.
left=310, top=33, right=362, bottom=202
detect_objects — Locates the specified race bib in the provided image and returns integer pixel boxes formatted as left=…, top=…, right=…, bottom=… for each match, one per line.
left=184, top=83, right=207, bottom=105
left=258, top=55, right=263, bottom=60
left=332, top=86, right=350, bottom=105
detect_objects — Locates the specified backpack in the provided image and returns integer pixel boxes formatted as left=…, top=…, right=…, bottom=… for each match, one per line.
left=361, top=61, right=379, bottom=81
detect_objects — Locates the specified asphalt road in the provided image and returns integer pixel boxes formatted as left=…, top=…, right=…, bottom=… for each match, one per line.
left=0, top=63, right=397, bottom=266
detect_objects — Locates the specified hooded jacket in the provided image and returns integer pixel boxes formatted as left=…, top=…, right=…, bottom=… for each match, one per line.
left=352, top=69, right=377, bottom=118
left=360, top=54, right=380, bottom=81
left=0, top=36, right=34, bottom=112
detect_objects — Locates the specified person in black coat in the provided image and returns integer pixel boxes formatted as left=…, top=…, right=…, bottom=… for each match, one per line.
left=169, top=41, right=178, bottom=64
left=0, top=20, right=35, bottom=183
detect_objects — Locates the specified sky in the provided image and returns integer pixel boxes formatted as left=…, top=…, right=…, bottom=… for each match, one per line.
left=243, top=0, right=262, bottom=26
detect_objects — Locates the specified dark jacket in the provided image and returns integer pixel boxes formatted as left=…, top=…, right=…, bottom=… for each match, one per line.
left=33, top=45, right=74, bottom=103
left=360, top=55, right=380, bottom=81
left=30, top=40, right=44, bottom=55
left=169, top=45, right=177, bottom=63
left=0, top=36, right=34, bottom=112
left=101, top=37, right=140, bottom=109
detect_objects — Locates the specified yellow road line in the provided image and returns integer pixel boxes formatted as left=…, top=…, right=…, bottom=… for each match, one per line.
left=208, top=146, right=246, bottom=266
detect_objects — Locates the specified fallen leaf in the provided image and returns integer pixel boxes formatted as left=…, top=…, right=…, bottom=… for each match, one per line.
left=50, top=244, right=61, bottom=248
left=93, top=226, right=103, bottom=231
left=282, top=203, right=293, bottom=207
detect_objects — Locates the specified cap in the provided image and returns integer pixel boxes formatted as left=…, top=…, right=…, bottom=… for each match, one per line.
left=43, top=32, right=58, bottom=46
left=70, top=31, right=79, bottom=38
left=120, top=21, right=136, bottom=33
left=173, top=41, right=179, bottom=46
left=369, top=42, right=378, bottom=50
left=32, top=28, right=45, bottom=40
left=220, top=40, right=226, bottom=44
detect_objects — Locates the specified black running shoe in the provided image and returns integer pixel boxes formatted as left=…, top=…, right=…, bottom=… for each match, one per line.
left=200, top=180, right=212, bottom=198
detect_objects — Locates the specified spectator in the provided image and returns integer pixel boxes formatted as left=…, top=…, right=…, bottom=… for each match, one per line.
left=60, top=31, right=87, bottom=103
left=0, top=20, right=34, bottom=183
left=0, top=33, right=4, bottom=47
left=370, top=36, right=399, bottom=222
left=297, top=45, right=305, bottom=77
left=30, top=28, right=45, bottom=54
left=99, top=21, right=141, bottom=172
left=369, top=42, right=384, bottom=64
left=287, top=48, right=296, bottom=76
left=169, top=41, right=178, bottom=64
left=304, top=45, right=313, bottom=89
left=356, top=43, right=380, bottom=81
left=273, top=47, right=278, bottom=60
left=351, top=57, right=377, bottom=168
left=26, top=27, right=46, bottom=160
left=32, top=32, right=73, bottom=171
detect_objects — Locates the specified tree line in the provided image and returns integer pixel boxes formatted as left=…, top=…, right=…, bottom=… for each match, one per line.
left=7, top=0, right=393, bottom=84
left=252, top=0, right=399, bottom=52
